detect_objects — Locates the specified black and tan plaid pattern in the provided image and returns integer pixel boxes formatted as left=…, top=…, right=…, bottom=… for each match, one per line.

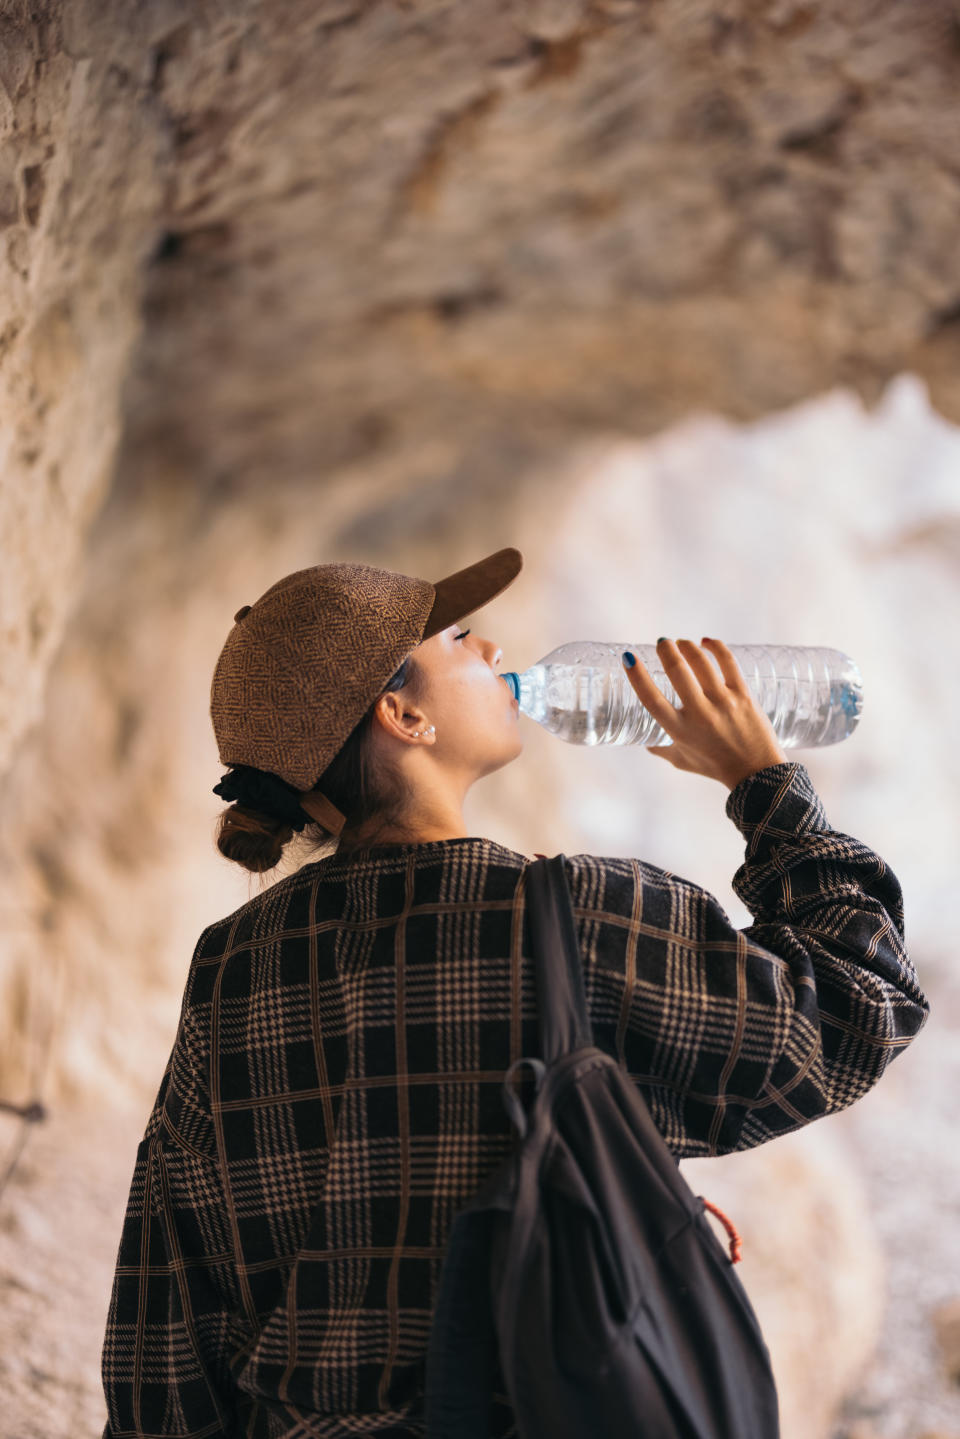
left=101, top=761, right=929, bottom=1438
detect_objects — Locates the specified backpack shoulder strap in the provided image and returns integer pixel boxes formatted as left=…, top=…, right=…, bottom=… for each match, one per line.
left=524, top=854, right=595, bottom=1065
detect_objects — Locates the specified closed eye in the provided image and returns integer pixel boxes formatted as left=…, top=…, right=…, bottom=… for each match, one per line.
left=455, top=629, right=471, bottom=641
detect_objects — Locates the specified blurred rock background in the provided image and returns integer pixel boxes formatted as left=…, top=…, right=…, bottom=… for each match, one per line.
left=2, top=2, right=959, bottom=1436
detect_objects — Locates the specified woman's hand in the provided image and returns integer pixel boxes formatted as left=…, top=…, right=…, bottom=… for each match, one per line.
left=622, top=638, right=789, bottom=790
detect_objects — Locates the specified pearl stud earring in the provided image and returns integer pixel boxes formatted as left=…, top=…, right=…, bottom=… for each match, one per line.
left=411, top=724, right=436, bottom=738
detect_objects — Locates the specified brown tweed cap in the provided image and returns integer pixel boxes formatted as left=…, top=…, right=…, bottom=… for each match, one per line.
left=210, top=547, right=523, bottom=836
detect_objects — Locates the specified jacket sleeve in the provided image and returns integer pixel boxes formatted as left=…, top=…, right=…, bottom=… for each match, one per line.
left=101, top=986, right=242, bottom=1438
left=577, top=760, right=930, bottom=1159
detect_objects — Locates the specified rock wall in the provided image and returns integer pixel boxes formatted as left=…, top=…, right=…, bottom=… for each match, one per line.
left=0, top=1, right=166, bottom=776
left=5, top=0, right=960, bottom=784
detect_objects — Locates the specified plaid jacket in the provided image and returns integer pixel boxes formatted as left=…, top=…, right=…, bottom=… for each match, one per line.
left=101, top=762, right=929, bottom=1439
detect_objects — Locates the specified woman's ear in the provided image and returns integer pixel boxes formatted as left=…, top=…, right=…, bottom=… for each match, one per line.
left=372, top=689, right=423, bottom=740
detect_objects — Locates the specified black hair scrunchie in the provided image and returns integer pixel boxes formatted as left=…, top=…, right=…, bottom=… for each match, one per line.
left=212, top=765, right=309, bottom=832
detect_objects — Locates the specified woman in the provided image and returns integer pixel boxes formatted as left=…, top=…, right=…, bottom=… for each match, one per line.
left=100, top=546, right=929, bottom=1438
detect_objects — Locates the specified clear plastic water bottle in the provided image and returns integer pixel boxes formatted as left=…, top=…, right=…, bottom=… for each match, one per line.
left=499, top=643, right=863, bottom=749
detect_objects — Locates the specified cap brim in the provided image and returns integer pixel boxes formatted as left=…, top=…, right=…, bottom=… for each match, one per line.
left=422, top=547, right=523, bottom=639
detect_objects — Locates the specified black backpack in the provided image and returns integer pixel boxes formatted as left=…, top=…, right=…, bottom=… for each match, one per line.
left=424, top=853, right=780, bottom=1439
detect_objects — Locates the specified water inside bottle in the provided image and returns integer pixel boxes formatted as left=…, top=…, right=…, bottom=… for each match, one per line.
left=504, top=644, right=862, bottom=749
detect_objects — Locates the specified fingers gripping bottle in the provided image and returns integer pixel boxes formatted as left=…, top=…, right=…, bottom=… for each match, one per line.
left=499, top=643, right=863, bottom=749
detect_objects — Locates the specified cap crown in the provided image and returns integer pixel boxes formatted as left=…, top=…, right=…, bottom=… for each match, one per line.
left=210, top=562, right=435, bottom=790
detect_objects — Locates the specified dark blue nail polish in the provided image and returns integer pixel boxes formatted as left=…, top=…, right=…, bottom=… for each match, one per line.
left=657, top=636, right=667, bottom=644
left=622, top=651, right=635, bottom=667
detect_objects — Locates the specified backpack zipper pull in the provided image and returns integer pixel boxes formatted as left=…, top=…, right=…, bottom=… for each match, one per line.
left=700, top=1196, right=743, bottom=1264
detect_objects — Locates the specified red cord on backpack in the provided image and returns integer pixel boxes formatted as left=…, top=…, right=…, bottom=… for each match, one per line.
left=700, top=1197, right=743, bottom=1264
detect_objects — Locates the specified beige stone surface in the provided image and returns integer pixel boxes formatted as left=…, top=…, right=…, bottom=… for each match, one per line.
left=0, top=3, right=166, bottom=778
left=932, top=1299, right=960, bottom=1387
left=5, top=0, right=960, bottom=786
left=0, top=1101, right=145, bottom=1439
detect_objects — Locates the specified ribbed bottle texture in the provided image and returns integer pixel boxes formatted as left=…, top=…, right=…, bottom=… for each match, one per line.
left=499, top=643, right=862, bottom=749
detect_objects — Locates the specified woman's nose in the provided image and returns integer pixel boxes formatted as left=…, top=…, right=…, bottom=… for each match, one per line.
left=470, top=633, right=501, bottom=666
